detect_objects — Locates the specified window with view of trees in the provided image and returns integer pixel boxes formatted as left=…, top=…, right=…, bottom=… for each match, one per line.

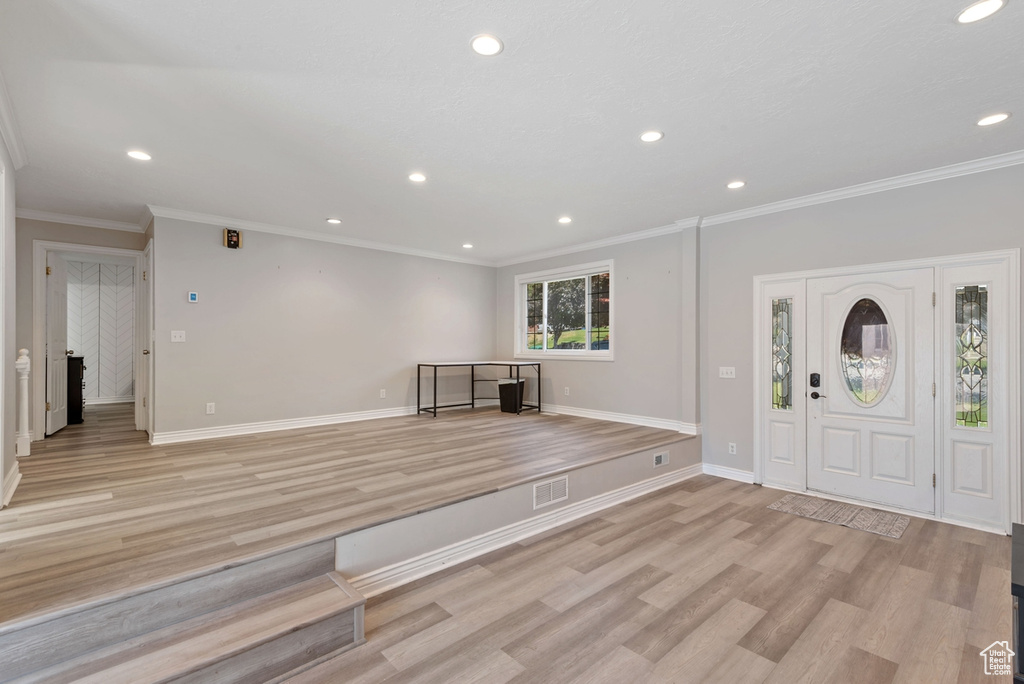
left=516, top=262, right=612, bottom=357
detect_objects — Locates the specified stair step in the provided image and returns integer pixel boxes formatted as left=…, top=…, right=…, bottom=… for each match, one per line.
left=15, top=573, right=365, bottom=684
left=0, top=540, right=336, bottom=682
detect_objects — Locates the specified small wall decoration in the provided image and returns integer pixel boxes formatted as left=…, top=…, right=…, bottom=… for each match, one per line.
left=223, top=228, right=242, bottom=249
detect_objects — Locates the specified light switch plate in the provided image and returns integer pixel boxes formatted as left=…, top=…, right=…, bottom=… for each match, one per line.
left=171, top=330, right=186, bottom=343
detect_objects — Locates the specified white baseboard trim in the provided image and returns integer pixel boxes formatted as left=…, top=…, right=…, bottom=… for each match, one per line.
left=150, top=400, right=685, bottom=446
left=2, top=462, right=22, bottom=508
left=151, top=406, right=420, bottom=445
left=702, top=463, right=756, bottom=484
left=544, top=403, right=701, bottom=435
left=348, top=462, right=704, bottom=597
left=16, top=431, right=31, bottom=457
left=85, top=396, right=135, bottom=405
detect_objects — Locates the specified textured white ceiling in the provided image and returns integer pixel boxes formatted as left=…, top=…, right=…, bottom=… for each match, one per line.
left=1, top=0, right=1022, bottom=262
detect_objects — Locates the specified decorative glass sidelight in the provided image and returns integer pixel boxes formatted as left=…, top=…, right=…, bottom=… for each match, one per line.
left=589, top=272, right=610, bottom=350
left=840, top=298, right=894, bottom=405
left=955, top=285, right=988, bottom=428
left=771, top=298, right=793, bottom=410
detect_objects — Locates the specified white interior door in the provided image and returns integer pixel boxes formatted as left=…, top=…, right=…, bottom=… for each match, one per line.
left=806, top=268, right=935, bottom=513
left=45, top=253, right=70, bottom=436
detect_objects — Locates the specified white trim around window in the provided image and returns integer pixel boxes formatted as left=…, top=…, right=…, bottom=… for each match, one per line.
left=514, top=259, right=614, bottom=361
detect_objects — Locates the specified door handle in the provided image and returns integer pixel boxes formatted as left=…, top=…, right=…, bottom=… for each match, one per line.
left=142, top=349, right=150, bottom=355
left=65, top=349, right=74, bottom=355
left=810, top=391, right=826, bottom=399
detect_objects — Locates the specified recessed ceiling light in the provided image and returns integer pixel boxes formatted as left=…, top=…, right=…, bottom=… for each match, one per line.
left=727, top=180, right=746, bottom=189
left=463, top=243, right=473, bottom=249
left=326, top=218, right=342, bottom=224
left=127, top=150, right=151, bottom=161
left=639, top=131, right=664, bottom=143
left=957, top=0, right=1006, bottom=23
left=409, top=172, right=426, bottom=182
left=470, top=34, right=503, bottom=56
left=558, top=216, right=572, bottom=224
left=977, top=112, right=1011, bottom=126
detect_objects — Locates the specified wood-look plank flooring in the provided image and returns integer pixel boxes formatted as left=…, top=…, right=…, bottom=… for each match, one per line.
left=0, top=404, right=687, bottom=628
left=286, top=476, right=1012, bottom=684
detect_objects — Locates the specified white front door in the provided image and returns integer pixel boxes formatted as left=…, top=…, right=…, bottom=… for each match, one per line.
left=806, top=268, right=935, bottom=513
left=45, top=252, right=70, bottom=436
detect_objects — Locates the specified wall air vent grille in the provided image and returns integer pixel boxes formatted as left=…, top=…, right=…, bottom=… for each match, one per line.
left=533, top=476, right=569, bottom=510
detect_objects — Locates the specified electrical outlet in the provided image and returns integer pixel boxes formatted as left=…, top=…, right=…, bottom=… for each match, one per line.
left=719, top=367, right=736, bottom=379
left=171, top=330, right=186, bottom=343
left=653, top=451, right=668, bottom=468
left=728, top=442, right=737, bottom=455
left=379, top=389, right=386, bottom=399
left=564, top=387, right=570, bottom=396
left=206, top=403, right=215, bottom=415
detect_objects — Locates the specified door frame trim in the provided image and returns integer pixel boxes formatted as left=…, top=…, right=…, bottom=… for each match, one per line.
left=31, top=241, right=147, bottom=441
left=753, top=248, right=1020, bottom=531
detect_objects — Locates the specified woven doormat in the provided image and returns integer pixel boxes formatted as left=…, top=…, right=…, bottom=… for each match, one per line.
left=767, top=493, right=910, bottom=539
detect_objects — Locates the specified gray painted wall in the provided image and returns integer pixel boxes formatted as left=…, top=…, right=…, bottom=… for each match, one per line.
left=152, top=217, right=497, bottom=434
left=14, top=218, right=147, bottom=437
left=701, top=162, right=1024, bottom=473
left=681, top=227, right=700, bottom=425
left=496, top=231, right=699, bottom=427
left=1, top=142, right=14, bottom=490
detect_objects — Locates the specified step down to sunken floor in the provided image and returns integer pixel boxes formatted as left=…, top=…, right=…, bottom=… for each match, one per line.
left=11, top=572, right=364, bottom=684
left=0, top=541, right=365, bottom=684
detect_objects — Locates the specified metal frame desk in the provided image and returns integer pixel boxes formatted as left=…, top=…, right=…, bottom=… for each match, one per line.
left=417, top=361, right=541, bottom=417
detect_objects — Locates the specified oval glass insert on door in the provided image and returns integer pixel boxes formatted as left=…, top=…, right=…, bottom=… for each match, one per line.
left=840, top=298, right=895, bottom=405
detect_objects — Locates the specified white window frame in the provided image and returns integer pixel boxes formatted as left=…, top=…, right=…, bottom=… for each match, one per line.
left=514, top=259, right=614, bottom=360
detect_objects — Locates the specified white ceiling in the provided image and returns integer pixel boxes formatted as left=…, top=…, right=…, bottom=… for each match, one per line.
left=1, top=0, right=1022, bottom=264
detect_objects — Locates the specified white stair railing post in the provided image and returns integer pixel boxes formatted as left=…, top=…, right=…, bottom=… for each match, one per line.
left=16, top=349, right=30, bottom=457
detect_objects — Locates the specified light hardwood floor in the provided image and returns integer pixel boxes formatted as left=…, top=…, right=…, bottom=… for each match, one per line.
left=285, top=476, right=1012, bottom=684
left=0, top=404, right=686, bottom=628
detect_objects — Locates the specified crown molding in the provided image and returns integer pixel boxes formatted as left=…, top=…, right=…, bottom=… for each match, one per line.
left=702, top=148, right=1024, bottom=228
left=147, top=206, right=494, bottom=267
left=138, top=205, right=155, bottom=232
left=494, top=216, right=701, bottom=268
left=0, top=68, right=27, bottom=170
left=16, top=209, right=145, bottom=233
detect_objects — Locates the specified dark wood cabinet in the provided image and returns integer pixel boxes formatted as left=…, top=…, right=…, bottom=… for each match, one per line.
left=68, top=356, right=85, bottom=424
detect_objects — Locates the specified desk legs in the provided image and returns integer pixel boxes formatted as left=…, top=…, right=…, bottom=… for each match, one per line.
left=537, top=363, right=541, bottom=413
left=516, top=365, right=522, bottom=415
left=419, top=363, right=540, bottom=417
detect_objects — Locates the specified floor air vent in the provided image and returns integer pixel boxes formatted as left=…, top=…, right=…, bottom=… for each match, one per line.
left=534, top=476, right=569, bottom=510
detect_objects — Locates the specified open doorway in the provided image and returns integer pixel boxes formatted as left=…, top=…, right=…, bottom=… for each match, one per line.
left=32, top=241, right=151, bottom=442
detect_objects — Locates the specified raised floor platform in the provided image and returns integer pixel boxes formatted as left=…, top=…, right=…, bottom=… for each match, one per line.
left=0, top=404, right=697, bottom=682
